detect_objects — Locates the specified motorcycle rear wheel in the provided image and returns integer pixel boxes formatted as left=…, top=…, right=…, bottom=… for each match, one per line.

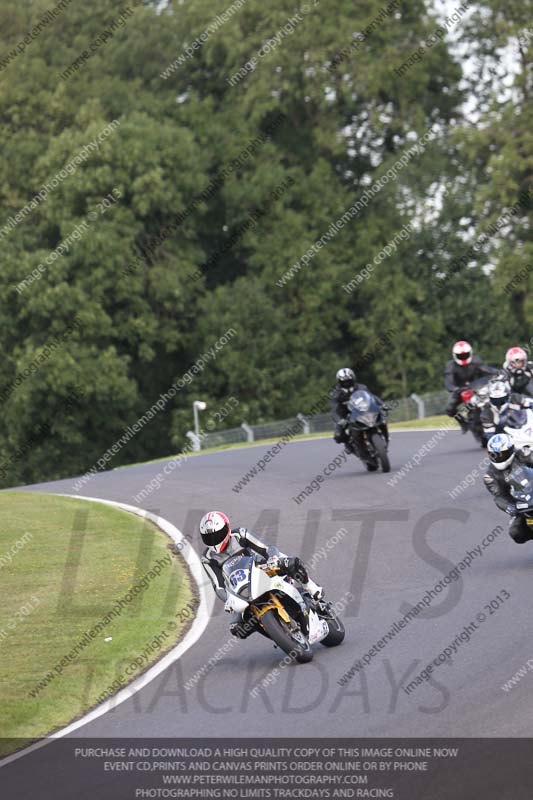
left=260, top=609, right=313, bottom=663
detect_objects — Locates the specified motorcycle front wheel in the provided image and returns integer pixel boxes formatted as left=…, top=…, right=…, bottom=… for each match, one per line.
left=320, top=608, right=346, bottom=647
left=260, top=609, right=313, bottom=663
left=370, top=432, right=390, bottom=472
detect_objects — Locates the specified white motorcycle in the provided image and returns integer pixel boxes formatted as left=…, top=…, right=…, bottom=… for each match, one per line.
left=504, top=407, right=533, bottom=449
left=222, top=553, right=345, bottom=663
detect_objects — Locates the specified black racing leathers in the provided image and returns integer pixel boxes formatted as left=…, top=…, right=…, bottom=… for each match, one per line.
left=331, top=383, right=369, bottom=422
left=504, top=363, right=533, bottom=395
left=480, top=394, right=533, bottom=436
left=332, top=382, right=373, bottom=443
left=445, top=356, right=497, bottom=416
left=484, top=449, right=533, bottom=543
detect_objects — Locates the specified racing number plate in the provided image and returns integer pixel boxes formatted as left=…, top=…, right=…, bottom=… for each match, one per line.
left=229, top=569, right=248, bottom=589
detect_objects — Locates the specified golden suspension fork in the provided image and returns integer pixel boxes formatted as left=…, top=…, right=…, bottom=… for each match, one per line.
left=251, top=593, right=291, bottom=624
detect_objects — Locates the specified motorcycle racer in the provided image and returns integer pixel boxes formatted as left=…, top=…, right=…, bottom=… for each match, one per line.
left=331, top=367, right=388, bottom=449
left=503, top=346, right=533, bottom=395
left=480, top=379, right=533, bottom=437
left=445, top=340, right=497, bottom=427
left=199, top=511, right=323, bottom=639
left=484, top=434, right=533, bottom=543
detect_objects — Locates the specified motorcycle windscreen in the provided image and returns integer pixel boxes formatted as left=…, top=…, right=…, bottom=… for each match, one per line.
left=347, top=390, right=380, bottom=427
left=469, top=376, right=493, bottom=393
left=222, top=554, right=255, bottom=599
left=509, top=464, right=533, bottom=505
left=507, top=407, right=528, bottom=428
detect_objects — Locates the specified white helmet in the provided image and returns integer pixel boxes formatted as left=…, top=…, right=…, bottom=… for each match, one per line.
left=504, top=346, right=527, bottom=372
left=199, top=511, right=231, bottom=553
left=487, top=433, right=515, bottom=471
left=452, top=340, right=473, bottom=365
left=488, top=379, right=511, bottom=410
left=336, top=367, right=356, bottom=390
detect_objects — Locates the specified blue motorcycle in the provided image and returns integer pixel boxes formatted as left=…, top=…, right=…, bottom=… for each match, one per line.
left=346, top=389, right=390, bottom=473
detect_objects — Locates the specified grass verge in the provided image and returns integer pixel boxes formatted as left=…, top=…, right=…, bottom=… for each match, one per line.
left=117, top=414, right=454, bottom=469
left=390, top=414, right=451, bottom=430
left=0, top=492, right=194, bottom=757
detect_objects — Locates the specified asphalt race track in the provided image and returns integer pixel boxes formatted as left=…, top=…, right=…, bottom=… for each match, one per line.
left=9, top=430, right=533, bottom=743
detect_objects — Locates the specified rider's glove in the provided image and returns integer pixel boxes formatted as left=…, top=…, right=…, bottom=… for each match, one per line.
left=505, top=503, right=518, bottom=516
left=266, top=555, right=281, bottom=571
left=280, top=556, right=309, bottom=583
left=292, top=557, right=310, bottom=583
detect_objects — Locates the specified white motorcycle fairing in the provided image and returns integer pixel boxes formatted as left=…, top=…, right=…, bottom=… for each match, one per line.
left=504, top=408, right=533, bottom=449
left=224, top=561, right=329, bottom=645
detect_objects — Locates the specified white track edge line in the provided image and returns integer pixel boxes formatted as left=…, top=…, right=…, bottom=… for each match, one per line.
left=0, top=495, right=213, bottom=769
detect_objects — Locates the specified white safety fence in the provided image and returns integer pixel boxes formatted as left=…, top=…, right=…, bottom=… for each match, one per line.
left=192, top=389, right=449, bottom=450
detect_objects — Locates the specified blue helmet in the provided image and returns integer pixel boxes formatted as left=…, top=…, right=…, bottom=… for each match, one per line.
left=487, top=433, right=515, bottom=470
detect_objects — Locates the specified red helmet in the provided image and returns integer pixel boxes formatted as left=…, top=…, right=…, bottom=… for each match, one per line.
left=452, top=340, right=473, bottom=366
left=199, top=511, right=231, bottom=553
left=504, top=346, right=527, bottom=372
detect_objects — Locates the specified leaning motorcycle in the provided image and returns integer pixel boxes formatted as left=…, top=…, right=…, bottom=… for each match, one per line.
left=510, top=462, right=533, bottom=533
left=345, top=389, right=390, bottom=472
left=222, top=554, right=345, bottom=664
left=455, top=376, right=493, bottom=446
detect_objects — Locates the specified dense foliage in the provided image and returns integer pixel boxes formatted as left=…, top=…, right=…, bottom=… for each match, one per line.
left=0, top=0, right=531, bottom=486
